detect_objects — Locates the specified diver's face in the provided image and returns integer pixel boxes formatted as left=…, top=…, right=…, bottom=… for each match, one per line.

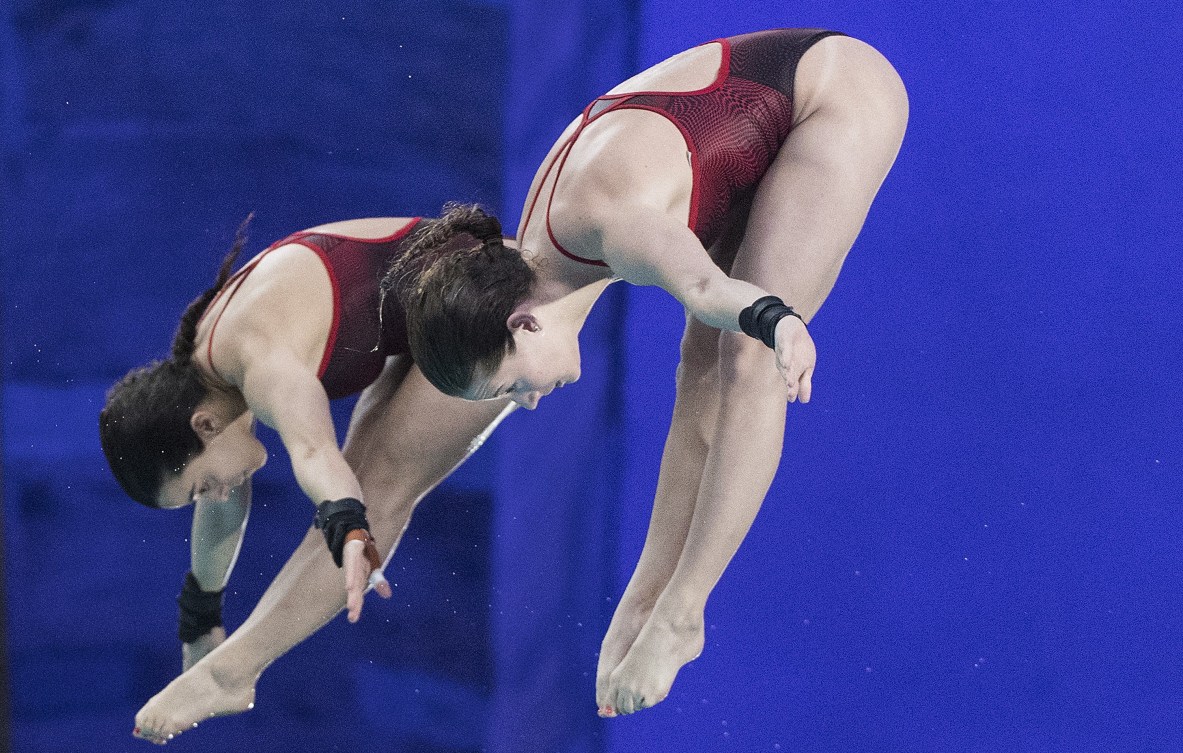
left=156, top=411, right=267, bottom=509
left=467, top=318, right=581, bottom=410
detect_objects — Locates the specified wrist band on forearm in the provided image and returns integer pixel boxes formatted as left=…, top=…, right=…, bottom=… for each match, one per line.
left=738, top=295, right=804, bottom=348
left=314, top=497, right=372, bottom=568
left=177, top=570, right=224, bottom=643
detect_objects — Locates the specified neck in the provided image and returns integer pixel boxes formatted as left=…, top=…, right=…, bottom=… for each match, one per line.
left=199, top=374, right=250, bottom=420
left=527, top=260, right=619, bottom=334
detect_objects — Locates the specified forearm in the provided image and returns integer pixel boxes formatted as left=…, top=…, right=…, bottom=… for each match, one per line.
left=597, top=207, right=787, bottom=332
left=240, top=347, right=364, bottom=507
left=190, top=483, right=251, bottom=590
left=289, top=446, right=364, bottom=507
left=680, top=275, right=775, bottom=334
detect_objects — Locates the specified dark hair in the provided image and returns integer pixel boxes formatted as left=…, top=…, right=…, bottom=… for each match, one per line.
left=382, top=203, right=535, bottom=395
left=99, top=217, right=251, bottom=507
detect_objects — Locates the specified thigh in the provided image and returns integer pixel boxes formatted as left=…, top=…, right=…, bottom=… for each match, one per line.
left=344, top=358, right=512, bottom=496
left=729, top=35, right=908, bottom=316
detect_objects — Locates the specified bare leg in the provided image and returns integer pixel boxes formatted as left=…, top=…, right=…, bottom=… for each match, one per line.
left=604, top=36, right=909, bottom=715
left=133, top=360, right=514, bottom=742
left=595, top=315, right=721, bottom=712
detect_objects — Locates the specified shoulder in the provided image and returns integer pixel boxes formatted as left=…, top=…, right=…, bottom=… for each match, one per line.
left=552, top=112, right=693, bottom=236
left=203, top=243, right=336, bottom=382
left=300, top=217, right=420, bottom=239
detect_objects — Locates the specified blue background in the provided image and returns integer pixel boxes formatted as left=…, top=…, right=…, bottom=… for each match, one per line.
left=3, top=1, right=1181, bottom=752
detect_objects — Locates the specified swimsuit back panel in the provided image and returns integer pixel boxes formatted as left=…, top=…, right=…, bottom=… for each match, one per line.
left=202, top=218, right=422, bottom=400
left=534, top=29, right=843, bottom=265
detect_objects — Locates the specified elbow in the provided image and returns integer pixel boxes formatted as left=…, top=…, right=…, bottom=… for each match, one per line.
left=291, top=442, right=322, bottom=468
left=290, top=442, right=332, bottom=485
left=679, top=275, right=716, bottom=318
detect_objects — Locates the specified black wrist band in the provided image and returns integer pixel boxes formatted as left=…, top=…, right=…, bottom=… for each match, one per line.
left=177, top=571, right=224, bottom=643
left=314, top=497, right=371, bottom=568
left=738, top=295, right=804, bottom=349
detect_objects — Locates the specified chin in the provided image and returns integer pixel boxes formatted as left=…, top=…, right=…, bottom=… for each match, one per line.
left=251, top=442, right=269, bottom=472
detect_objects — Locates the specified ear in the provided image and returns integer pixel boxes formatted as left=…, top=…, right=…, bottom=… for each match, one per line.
left=190, top=409, right=222, bottom=443
left=506, top=311, right=541, bottom=333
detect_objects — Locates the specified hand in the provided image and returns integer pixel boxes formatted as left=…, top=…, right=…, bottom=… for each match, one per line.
left=181, top=626, right=226, bottom=672
left=343, top=531, right=392, bottom=623
left=773, top=315, right=816, bottom=403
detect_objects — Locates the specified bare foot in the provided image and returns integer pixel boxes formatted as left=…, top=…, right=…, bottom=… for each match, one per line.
left=595, top=603, right=651, bottom=714
left=602, top=609, right=704, bottom=716
left=133, top=659, right=257, bottom=744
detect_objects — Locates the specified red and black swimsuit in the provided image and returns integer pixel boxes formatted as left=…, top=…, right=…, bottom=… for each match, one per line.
left=524, top=28, right=845, bottom=262
left=202, top=219, right=422, bottom=400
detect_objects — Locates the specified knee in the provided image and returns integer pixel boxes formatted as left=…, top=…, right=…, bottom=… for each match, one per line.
left=717, top=331, right=782, bottom=396
left=674, top=350, right=717, bottom=393
left=859, top=42, right=909, bottom=146
left=363, top=485, right=419, bottom=521
left=678, top=319, right=720, bottom=374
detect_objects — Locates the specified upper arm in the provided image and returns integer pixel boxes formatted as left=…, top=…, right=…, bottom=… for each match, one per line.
left=239, top=347, right=337, bottom=459
left=239, top=346, right=362, bottom=502
left=581, top=206, right=768, bottom=335
left=588, top=205, right=728, bottom=306
left=190, top=482, right=251, bottom=591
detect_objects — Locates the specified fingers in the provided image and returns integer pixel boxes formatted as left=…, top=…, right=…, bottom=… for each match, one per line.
left=779, top=358, right=815, bottom=403
left=785, top=372, right=799, bottom=403
left=799, top=366, right=814, bottom=404
left=369, top=568, right=393, bottom=599
left=346, top=588, right=363, bottom=623
left=360, top=538, right=392, bottom=598
left=362, top=538, right=382, bottom=571
left=774, top=318, right=817, bottom=403
left=345, top=537, right=393, bottom=622
left=343, top=539, right=367, bottom=623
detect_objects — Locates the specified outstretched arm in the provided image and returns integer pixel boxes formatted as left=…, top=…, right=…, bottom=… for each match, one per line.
left=131, top=361, right=516, bottom=745
left=596, top=208, right=815, bottom=402
left=238, top=347, right=391, bottom=621
left=240, top=351, right=359, bottom=503
left=190, top=482, right=251, bottom=592
left=182, top=482, right=251, bottom=671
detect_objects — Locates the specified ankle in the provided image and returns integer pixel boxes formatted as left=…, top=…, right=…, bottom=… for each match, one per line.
left=651, top=593, right=705, bottom=632
left=205, top=653, right=259, bottom=691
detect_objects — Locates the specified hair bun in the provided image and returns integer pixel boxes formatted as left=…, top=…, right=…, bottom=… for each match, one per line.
left=438, top=202, right=502, bottom=245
